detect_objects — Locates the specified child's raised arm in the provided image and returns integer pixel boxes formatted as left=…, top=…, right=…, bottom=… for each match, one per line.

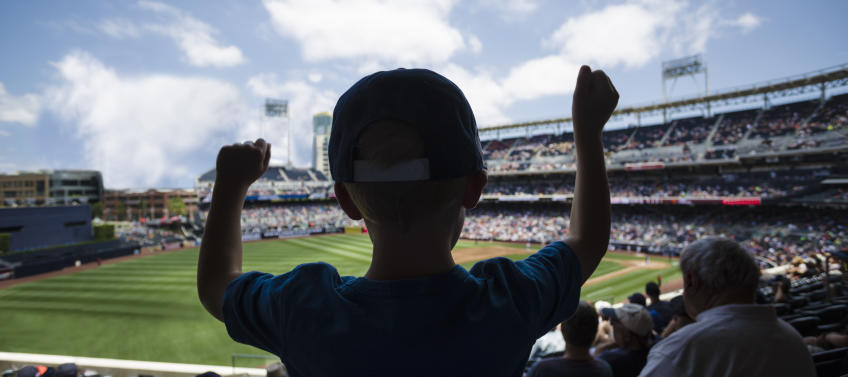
left=565, top=66, right=618, bottom=283
left=197, top=139, right=271, bottom=321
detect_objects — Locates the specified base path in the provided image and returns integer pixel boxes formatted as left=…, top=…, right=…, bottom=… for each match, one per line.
left=583, top=259, right=670, bottom=287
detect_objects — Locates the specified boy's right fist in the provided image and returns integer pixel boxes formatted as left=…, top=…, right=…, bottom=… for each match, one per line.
left=572, top=65, right=619, bottom=137
left=215, top=138, right=271, bottom=190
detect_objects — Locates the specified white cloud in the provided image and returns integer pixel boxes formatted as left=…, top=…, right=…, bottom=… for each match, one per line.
left=477, top=0, right=539, bottom=19
left=98, top=18, right=141, bottom=39
left=545, top=0, right=760, bottom=68
left=138, top=1, right=245, bottom=67
left=0, top=83, right=41, bottom=126
left=467, top=34, right=483, bottom=54
left=0, top=129, right=10, bottom=137
left=546, top=0, right=681, bottom=68
left=262, top=0, right=466, bottom=66
left=307, top=72, right=323, bottom=83
left=246, top=73, right=338, bottom=167
left=45, top=51, right=244, bottom=188
left=733, top=12, right=761, bottom=33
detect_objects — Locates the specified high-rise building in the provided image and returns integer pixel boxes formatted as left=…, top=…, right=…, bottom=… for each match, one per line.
left=313, top=112, right=332, bottom=178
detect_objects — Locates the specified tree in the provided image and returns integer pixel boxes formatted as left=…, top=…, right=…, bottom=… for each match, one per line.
left=116, top=202, right=126, bottom=221
left=91, top=202, right=104, bottom=219
left=0, top=233, right=10, bottom=254
left=167, top=197, right=187, bottom=217
left=139, top=199, right=148, bottom=220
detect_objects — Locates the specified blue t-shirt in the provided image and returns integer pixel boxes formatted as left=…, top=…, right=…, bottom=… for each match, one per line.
left=223, top=241, right=582, bottom=377
left=526, top=357, right=613, bottom=377
left=596, top=347, right=649, bottom=377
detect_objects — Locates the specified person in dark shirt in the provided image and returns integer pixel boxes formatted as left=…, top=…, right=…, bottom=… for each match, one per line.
left=645, top=282, right=672, bottom=332
left=527, top=301, right=612, bottom=377
left=597, top=304, right=653, bottom=377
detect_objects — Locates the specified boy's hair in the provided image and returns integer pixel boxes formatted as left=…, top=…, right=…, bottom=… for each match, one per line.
left=344, top=120, right=466, bottom=230
left=561, top=301, right=598, bottom=347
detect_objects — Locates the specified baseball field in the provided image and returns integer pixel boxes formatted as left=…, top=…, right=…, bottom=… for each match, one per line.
left=0, top=234, right=680, bottom=366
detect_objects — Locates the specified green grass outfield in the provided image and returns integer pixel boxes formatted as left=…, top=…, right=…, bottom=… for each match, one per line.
left=0, top=234, right=679, bottom=365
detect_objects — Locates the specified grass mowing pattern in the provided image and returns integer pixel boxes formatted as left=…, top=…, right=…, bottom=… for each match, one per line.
left=0, top=234, right=676, bottom=364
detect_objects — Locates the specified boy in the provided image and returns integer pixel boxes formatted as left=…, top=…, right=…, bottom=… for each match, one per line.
left=198, top=66, right=618, bottom=376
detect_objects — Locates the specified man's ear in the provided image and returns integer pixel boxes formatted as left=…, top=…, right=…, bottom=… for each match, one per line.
left=334, top=182, right=363, bottom=220
left=462, top=170, right=488, bottom=209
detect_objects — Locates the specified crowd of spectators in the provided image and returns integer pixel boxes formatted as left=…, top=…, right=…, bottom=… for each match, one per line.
left=199, top=203, right=362, bottom=235
left=703, top=148, right=735, bottom=160
left=664, top=118, right=713, bottom=146
left=469, top=96, right=847, bottom=176
left=482, top=171, right=818, bottom=199
left=462, top=205, right=846, bottom=268
left=524, top=238, right=843, bottom=377
left=711, top=111, right=756, bottom=146
left=804, top=94, right=848, bottom=134
left=750, top=100, right=820, bottom=139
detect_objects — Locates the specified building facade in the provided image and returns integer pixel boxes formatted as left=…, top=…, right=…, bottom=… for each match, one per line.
left=103, top=188, right=198, bottom=221
left=313, top=112, right=332, bottom=178
left=0, top=170, right=103, bottom=207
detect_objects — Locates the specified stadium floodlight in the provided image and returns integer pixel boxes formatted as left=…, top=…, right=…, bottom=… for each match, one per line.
left=265, top=99, right=288, bottom=117
left=661, top=54, right=710, bottom=120
left=262, top=98, right=292, bottom=165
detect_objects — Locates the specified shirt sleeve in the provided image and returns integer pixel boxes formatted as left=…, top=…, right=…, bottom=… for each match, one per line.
left=638, top=347, right=685, bottom=377
left=221, top=271, right=287, bottom=354
left=221, top=263, right=339, bottom=356
left=469, top=241, right=582, bottom=339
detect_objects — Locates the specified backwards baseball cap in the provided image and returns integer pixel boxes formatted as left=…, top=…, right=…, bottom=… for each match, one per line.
left=329, top=68, right=485, bottom=182
left=601, top=303, right=653, bottom=337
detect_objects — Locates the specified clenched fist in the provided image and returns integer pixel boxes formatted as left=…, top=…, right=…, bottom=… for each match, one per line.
left=572, top=65, right=619, bottom=137
left=215, top=138, right=271, bottom=190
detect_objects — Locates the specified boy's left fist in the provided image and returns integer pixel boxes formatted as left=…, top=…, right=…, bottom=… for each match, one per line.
left=215, top=138, right=271, bottom=190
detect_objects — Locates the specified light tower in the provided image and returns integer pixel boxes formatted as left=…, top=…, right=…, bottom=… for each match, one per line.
left=263, top=98, right=289, bottom=164
left=661, top=54, right=710, bottom=121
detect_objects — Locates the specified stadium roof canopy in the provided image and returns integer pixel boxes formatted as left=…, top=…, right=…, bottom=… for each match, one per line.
left=479, top=62, right=848, bottom=139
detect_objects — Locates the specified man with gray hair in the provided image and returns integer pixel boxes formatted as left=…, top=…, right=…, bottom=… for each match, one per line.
left=638, top=237, right=815, bottom=377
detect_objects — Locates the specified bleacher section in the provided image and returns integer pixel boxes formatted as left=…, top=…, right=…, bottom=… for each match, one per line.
left=479, top=94, right=847, bottom=174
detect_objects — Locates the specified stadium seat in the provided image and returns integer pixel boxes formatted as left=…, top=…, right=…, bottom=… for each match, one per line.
left=814, top=305, right=848, bottom=325
left=791, top=297, right=810, bottom=310
left=771, top=302, right=791, bottom=316
left=818, top=323, right=844, bottom=333
left=813, top=347, right=848, bottom=377
left=807, top=290, right=828, bottom=302
left=789, top=316, right=822, bottom=337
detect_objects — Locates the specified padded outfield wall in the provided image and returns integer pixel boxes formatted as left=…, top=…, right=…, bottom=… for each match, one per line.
left=0, top=205, right=92, bottom=252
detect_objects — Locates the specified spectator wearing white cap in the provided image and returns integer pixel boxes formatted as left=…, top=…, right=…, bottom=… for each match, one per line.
left=596, top=303, right=654, bottom=377
left=638, top=237, right=815, bottom=377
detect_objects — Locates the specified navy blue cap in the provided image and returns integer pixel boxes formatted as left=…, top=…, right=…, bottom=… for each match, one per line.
left=329, top=68, right=484, bottom=182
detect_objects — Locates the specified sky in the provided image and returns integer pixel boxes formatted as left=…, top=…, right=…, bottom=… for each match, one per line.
left=1, top=0, right=846, bottom=189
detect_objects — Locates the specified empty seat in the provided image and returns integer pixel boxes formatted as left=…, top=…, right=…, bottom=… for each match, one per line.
left=789, top=316, right=821, bottom=337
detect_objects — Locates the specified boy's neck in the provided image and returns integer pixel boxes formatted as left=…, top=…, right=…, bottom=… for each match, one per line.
left=363, top=224, right=458, bottom=280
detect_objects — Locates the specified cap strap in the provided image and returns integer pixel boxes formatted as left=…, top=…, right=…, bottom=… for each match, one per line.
left=353, top=158, right=430, bottom=182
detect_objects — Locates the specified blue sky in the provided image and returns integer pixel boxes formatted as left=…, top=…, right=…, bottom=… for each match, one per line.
left=1, top=0, right=846, bottom=188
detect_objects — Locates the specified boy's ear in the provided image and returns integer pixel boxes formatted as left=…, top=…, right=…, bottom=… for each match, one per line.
left=462, top=170, right=488, bottom=210
left=334, top=182, right=363, bottom=220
